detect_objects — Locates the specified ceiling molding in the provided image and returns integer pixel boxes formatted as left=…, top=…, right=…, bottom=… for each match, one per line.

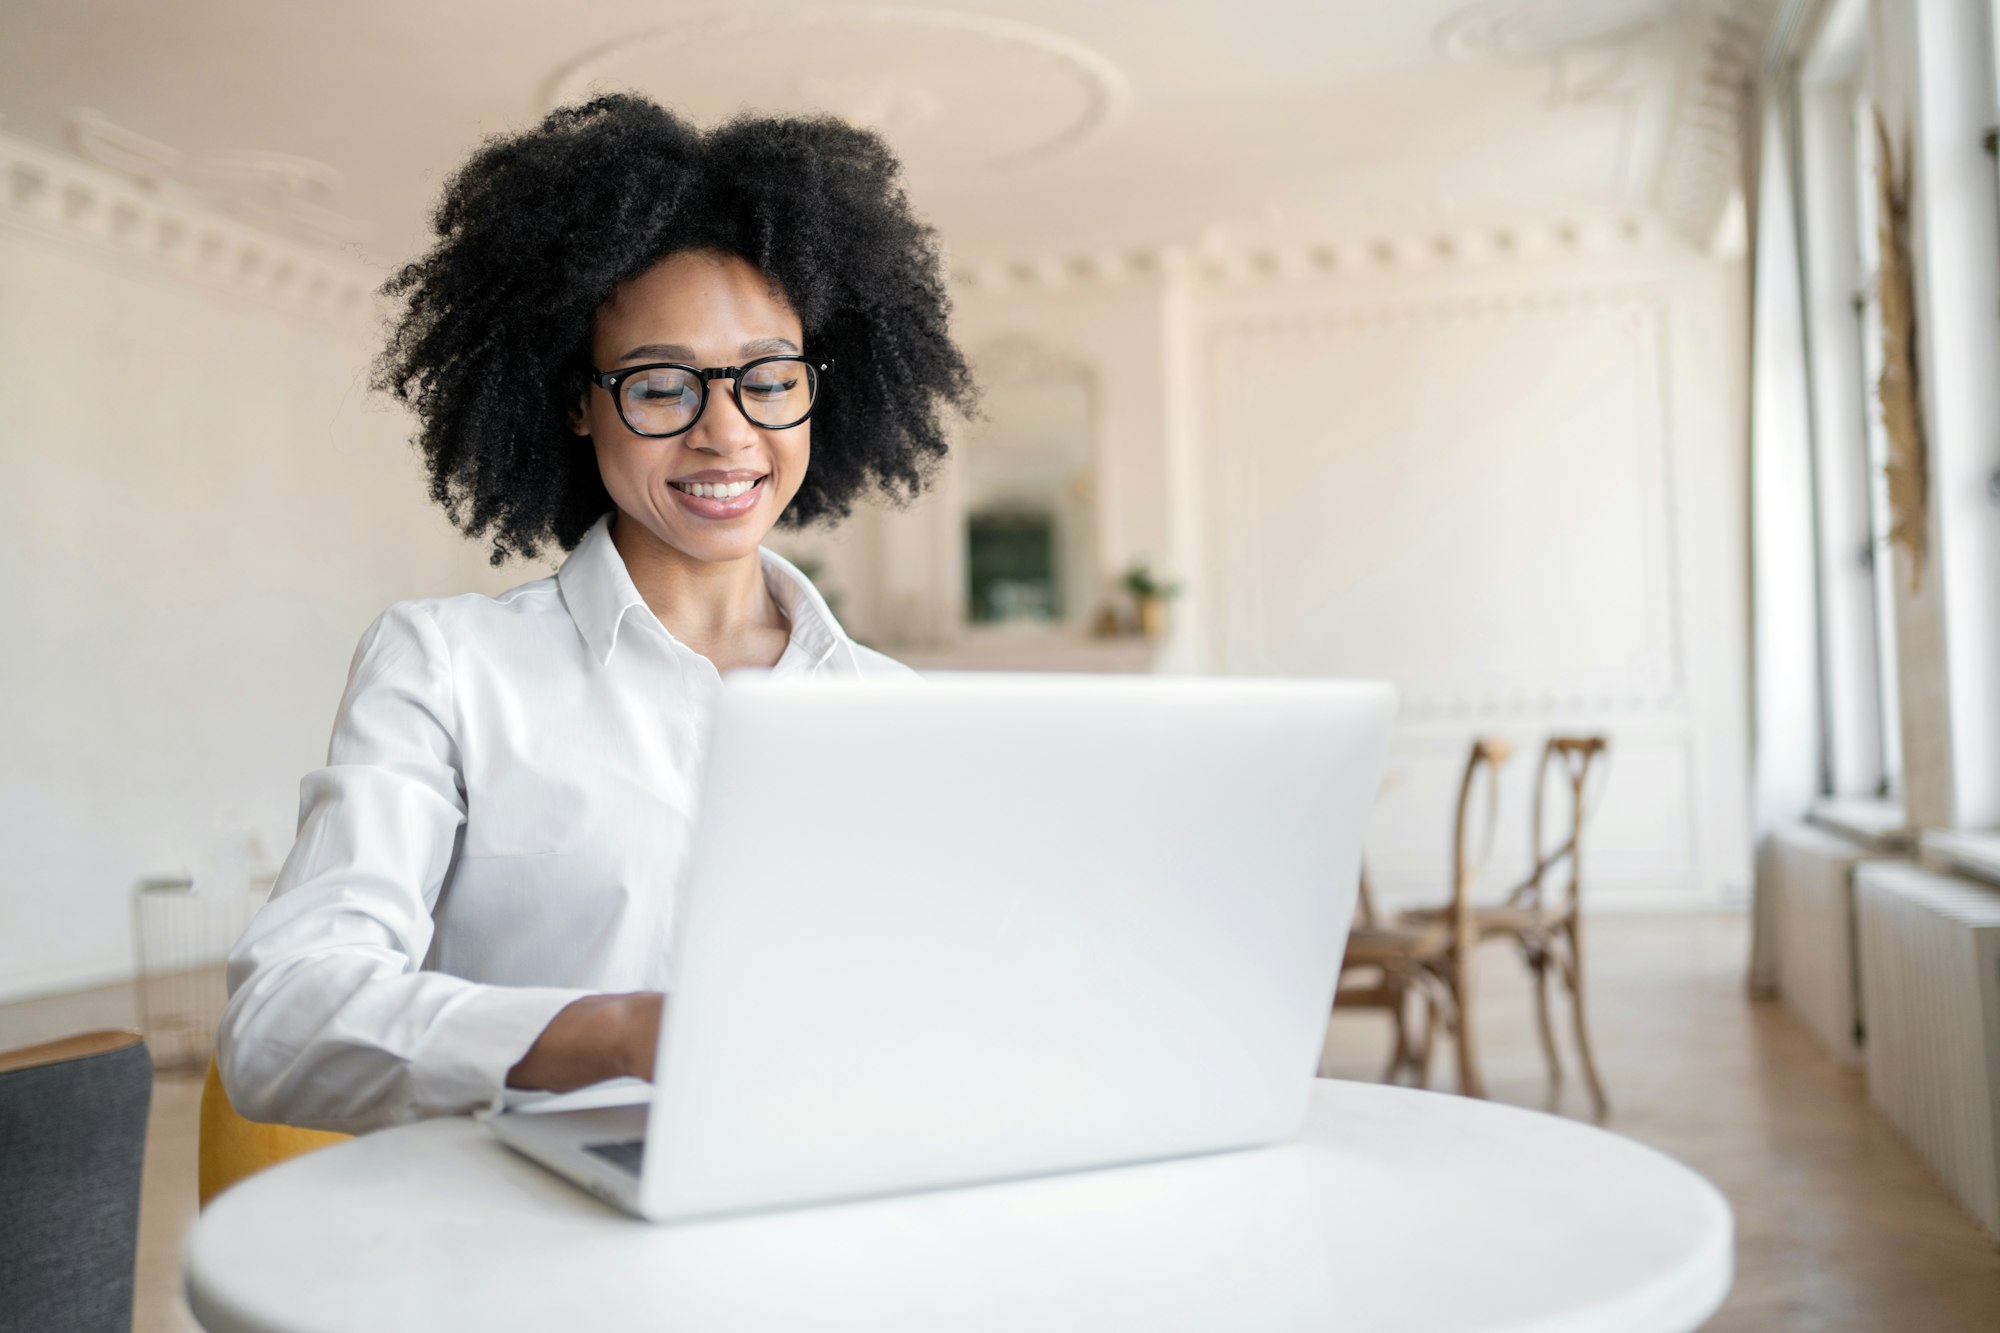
left=0, top=128, right=382, bottom=328
left=1651, top=0, right=1784, bottom=246
left=953, top=215, right=1665, bottom=294
left=1428, top=0, right=1782, bottom=251
left=67, top=109, right=374, bottom=247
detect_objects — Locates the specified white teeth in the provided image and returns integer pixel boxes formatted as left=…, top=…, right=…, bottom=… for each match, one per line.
left=676, top=479, right=758, bottom=499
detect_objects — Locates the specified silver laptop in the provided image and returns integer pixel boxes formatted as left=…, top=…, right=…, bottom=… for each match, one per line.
left=489, top=671, right=1395, bottom=1223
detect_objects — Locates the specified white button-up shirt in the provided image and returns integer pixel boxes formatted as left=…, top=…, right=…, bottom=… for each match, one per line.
left=218, top=511, right=912, bottom=1133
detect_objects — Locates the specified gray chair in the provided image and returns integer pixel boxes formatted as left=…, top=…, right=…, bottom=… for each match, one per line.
left=0, top=1030, right=153, bottom=1333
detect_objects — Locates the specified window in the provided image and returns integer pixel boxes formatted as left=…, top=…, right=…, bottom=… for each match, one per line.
left=1845, top=90, right=1906, bottom=801
left=1792, top=3, right=1904, bottom=808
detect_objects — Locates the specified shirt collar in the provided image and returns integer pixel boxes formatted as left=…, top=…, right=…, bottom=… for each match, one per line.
left=756, top=545, right=848, bottom=672
left=555, top=511, right=854, bottom=671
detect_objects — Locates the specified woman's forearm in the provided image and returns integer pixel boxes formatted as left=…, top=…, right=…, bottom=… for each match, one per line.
left=506, top=991, right=664, bottom=1091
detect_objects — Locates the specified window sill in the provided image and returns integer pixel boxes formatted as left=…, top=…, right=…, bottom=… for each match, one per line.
left=1920, top=830, right=2000, bottom=889
left=1808, top=792, right=1912, bottom=844
left=1808, top=796, right=1914, bottom=852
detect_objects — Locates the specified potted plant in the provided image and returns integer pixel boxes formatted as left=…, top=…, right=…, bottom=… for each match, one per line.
left=1121, top=562, right=1182, bottom=640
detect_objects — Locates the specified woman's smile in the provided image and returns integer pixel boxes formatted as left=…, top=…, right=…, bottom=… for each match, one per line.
left=666, top=471, right=768, bottom=519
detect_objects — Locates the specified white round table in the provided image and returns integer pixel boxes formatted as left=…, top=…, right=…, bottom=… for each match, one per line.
left=185, top=1080, right=1732, bottom=1333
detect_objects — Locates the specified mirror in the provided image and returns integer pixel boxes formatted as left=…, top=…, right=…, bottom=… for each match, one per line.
left=959, top=365, right=1096, bottom=631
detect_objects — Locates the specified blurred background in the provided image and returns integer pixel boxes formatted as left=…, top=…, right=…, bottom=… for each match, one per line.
left=0, top=0, right=1761, bottom=989
left=2, top=1, right=1999, bottom=1329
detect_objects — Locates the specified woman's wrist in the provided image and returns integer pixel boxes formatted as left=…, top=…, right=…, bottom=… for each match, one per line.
left=506, top=991, right=664, bottom=1091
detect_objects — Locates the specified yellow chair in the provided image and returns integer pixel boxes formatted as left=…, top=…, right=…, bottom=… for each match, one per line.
left=198, top=1057, right=349, bottom=1208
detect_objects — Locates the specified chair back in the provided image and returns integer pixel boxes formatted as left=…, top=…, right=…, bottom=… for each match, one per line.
left=1446, top=737, right=1513, bottom=928
left=0, top=1030, right=152, bottom=1333
left=1524, top=735, right=1609, bottom=912
left=198, top=1057, right=349, bottom=1208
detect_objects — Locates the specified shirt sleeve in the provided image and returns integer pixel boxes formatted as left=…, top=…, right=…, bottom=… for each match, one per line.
left=217, top=599, right=592, bottom=1133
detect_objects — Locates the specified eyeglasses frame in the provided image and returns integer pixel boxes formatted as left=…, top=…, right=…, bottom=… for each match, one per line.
left=586, top=354, right=833, bottom=439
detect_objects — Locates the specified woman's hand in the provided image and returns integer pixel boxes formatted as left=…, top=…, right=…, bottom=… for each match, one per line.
left=506, top=991, right=664, bottom=1091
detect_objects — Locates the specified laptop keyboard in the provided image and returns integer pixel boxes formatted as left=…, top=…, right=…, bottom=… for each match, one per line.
left=584, top=1139, right=646, bottom=1175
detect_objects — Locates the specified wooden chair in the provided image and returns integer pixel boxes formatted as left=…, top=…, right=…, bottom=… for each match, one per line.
left=1335, top=737, right=1512, bottom=1095
left=1402, top=735, right=1611, bottom=1118
left=1507, top=735, right=1612, bottom=1117
left=0, top=1030, right=152, bottom=1332
left=198, top=1056, right=349, bottom=1208
left=1332, top=865, right=1438, bottom=1083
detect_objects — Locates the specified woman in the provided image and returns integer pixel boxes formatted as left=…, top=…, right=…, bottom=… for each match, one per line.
left=217, top=96, right=975, bottom=1132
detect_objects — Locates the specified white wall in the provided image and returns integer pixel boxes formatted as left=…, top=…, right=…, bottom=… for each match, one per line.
left=0, top=135, right=528, bottom=1001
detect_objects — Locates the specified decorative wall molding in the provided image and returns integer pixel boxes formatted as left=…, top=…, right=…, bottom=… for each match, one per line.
left=1203, top=271, right=1721, bottom=903
left=545, top=4, right=1131, bottom=175
left=952, top=214, right=1665, bottom=295
left=1205, top=283, right=1690, bottom=724
left=0, top=128, right=382, bottom=329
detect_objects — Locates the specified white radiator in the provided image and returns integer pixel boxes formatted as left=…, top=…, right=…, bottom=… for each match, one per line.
left=1769, top=822, right=1895, bottom=1066
left=1854, top=862, right=2000, bottom=1241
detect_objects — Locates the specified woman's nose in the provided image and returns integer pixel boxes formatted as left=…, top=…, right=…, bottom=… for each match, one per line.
left=688, top=380, right=759, bottom=453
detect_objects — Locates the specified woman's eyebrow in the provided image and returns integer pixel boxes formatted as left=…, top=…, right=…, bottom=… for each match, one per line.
left=615, top=337, right=801, bottom=362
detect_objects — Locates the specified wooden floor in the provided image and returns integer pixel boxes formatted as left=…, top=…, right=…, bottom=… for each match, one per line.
left=4, top=911, right=1998, bottom=1330
left=1317, top=911, right=2000, bottom=1330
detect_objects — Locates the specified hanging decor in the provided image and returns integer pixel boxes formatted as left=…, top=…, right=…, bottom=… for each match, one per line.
left=1874, top=108, right=1928, bottom=591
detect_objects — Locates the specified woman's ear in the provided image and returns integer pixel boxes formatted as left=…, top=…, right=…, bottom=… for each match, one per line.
left=570, top=386, right=591, bottom=437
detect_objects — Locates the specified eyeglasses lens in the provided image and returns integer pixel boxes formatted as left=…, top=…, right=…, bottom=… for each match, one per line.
left=738, top=360, right=816, bottom=428
left=620, top=367, right=702, bottom=436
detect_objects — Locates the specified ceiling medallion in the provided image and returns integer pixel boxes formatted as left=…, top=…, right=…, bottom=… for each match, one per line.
left=542, top=4, right=1130, bottom=176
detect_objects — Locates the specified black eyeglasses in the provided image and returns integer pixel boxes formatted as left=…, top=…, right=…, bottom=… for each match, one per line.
left=588, top=355, right=831, bottom=439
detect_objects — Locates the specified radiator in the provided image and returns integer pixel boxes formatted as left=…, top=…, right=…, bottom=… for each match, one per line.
left=1854, top=862, right=2000, bottom=1241
left=1769, top=822, right=1895, bottom=1066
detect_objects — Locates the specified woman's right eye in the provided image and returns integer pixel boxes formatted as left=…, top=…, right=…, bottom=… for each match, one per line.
left=633, top=383, right=687, bottom=403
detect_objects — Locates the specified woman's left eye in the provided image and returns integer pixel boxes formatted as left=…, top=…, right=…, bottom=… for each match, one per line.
left=746, top=378, right=799, bottom=396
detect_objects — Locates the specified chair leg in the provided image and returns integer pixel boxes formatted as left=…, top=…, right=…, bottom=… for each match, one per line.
left=1384, top=972, right=1432, bottom=1088
left=1561, top=921, right=1610, bottom=1120
left=1413, top=977, right=1442, bottom=1091
left=1529, top=944, right=1564, bottom=1094
left=1380, top=975, right=1412, bottom=1084
left=1448, top=955, right=1486, bottom=1100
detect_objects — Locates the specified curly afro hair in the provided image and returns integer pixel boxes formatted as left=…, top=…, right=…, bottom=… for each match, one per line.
left=374, top=94, right=976, bottom=566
